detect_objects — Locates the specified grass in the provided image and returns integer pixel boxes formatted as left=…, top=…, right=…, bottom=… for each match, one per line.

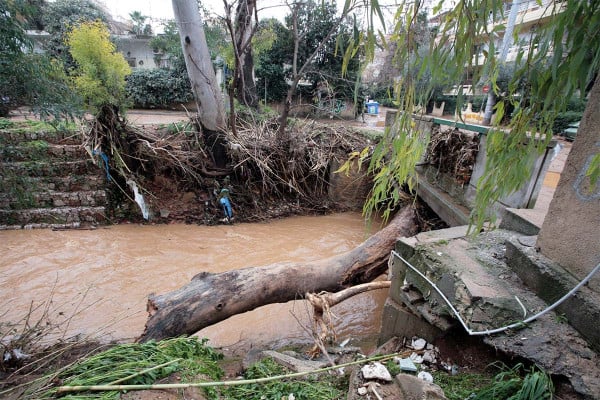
left=31, top=337, right=224, bottom=400
left=0, top=118, right=78, bottom=133
left=434, top=363, right=554, bottom=400
left=222, top=357, right=347, bottom=400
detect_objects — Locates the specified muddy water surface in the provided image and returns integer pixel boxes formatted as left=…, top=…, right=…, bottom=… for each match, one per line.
left=0, top=213, right=387, bottom=350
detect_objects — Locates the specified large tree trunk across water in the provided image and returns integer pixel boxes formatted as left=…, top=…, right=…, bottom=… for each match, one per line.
left=139, top=206, right=417, bottom=341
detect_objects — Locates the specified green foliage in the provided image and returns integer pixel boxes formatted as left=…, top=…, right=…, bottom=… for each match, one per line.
left=149, top=17, right=228, bottom=78
left=433, top=371, right=492, bottom=400
left=41, top=0, right=108, bottom=67
left=0, top=118, right=14, bottom=129
left=129, top=10, right=151, bottom=36
left=223, top=357, right=345, bottom=400
left=435, top=363, right=553, bottom=400
left=149, top=20, right=184, bottom=69
left=363, top=107, right=427, bottom=222
left=471, top=363, right=553, bottom=400
left=587, top=153, right=600, bottom=191
left=36, top=337, right=224, bottom=400
left=353, top=0, right=600, bottom=230
left=552, top=111, right=583, bottom=134
left=126, top=68, right=193, bottom=108
left=67, top=21, right=131, bottom=112
left=256, top=2, right=363, bottom=104
left=0, top=0, right=81, bottom=119
left=255, top=19, right=292, bottom=102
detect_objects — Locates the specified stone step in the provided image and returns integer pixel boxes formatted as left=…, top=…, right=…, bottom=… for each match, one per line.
left=389, top=228, right=600, bottom=398
left=0, top=190, right=107, bottom=209
left=0, top=143, right=88, bottom=162
left=0, top=129, right=82, bottom=146
left=0, top=206, right=107, bottom=227
left=1, top=159, right=100, bottom=177
left=0, top=175, right=107, bottom=193
left=393, top=229, right=526, bottom=331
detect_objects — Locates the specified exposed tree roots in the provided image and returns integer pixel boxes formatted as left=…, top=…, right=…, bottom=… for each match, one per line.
left=82, top=110, right=373, bottom=223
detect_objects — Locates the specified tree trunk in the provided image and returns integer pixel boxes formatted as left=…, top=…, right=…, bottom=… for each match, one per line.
left=234, top=0, right=258, bottom=108
left=138, top=206, right=418, bottom=341
left=172, top=0, right=228, bottom=167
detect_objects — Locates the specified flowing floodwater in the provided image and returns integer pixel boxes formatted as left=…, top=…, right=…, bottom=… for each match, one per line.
left=0, top=213, right=387, bottom=351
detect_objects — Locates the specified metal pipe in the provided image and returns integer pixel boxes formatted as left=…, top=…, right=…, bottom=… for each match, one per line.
left=391, top=250, right=600, bottom=336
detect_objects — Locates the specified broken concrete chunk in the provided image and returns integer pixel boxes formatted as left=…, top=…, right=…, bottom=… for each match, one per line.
left=357, top=386, right=368, bottom=395
left=418, top=371, right=434, bottom=383
left=411, top=337, right=427, bottom=350
left=422, top=350, right=437, bottom=364
left=361, top=362, right=393, bottom=382
left=397, top=357, right=418, bottom=372
left=410, top=352, right=424, bottom=364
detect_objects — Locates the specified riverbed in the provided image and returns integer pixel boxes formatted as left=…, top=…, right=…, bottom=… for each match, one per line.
left=0, top=213, right=387, bottom=351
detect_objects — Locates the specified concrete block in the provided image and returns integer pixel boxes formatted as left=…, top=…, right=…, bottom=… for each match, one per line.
left=379, top=298, right=444, bottom=346
left=505, top=237, right=600, bottom=351
left=499, top=208, right=543, bottom=235
left=415, top=175, right=471, bottom=226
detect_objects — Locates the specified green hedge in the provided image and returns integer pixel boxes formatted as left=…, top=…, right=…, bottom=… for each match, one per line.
left=553, top=111, right=583, bottom=134
left=126, top=68, right=193, bottom=108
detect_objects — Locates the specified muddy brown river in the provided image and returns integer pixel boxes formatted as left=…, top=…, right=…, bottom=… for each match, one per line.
left=0, top=213, right=387, bottom=351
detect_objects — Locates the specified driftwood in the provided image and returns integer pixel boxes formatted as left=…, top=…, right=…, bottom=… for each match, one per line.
left=138, top=206, right=417, bottom=341
left=305, top=281, right=392, bottom=358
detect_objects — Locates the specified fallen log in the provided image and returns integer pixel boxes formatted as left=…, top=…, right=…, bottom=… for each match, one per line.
left=305, top=281, right=392, bottom=358
left=139, top=206, right=417, bottom=341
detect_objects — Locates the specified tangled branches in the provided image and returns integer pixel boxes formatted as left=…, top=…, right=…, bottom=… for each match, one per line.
left=80, top=107, right=373, bottom=222
left=225, top=116, right=371, bottom=208
left=425, top=126, right=480, bottom=185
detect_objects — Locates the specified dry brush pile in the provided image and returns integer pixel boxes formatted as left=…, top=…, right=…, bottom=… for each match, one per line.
left=83, top=112, right=375, bottom=221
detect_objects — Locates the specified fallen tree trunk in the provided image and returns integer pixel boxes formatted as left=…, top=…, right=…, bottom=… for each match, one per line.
left=139, top=206, right=417, bottom=341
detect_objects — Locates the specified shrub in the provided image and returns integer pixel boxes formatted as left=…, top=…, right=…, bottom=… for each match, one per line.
left=67, top=21, right=131, bottom=111
left=126, top=68, right=193, bottom=108
left=552, top=111, right=583, bottom=134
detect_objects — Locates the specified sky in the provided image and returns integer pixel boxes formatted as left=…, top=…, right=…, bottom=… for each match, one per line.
left=99, top=0, right=291, bottom=26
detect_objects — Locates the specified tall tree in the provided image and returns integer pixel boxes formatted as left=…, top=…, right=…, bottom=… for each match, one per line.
left=129, top=10, right=151, bottom=36
left=172, top=0, right=227, bottom=167
left=231, top=0, right=259, bottom=108
left=0, top=0, right=79, bottom=118
left=276, top=0, right=362, bottom=139
left=344, top=0, right=599, bottom=228
left=41, top=0, right=108, bottom=67
left=254, top=18, right=290, bottom=103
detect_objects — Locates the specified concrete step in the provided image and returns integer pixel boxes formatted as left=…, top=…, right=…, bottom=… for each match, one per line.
left=0, top=206, right=107, bottom=227
left=0, top=190, right=106, bottom=209
left=0, top=129, right=82, bottom=145
left=389, top=228, right=600, bottom=398
left=1, top=159, right=100, bottom=177
left=0, top=143, right=87, bottom=162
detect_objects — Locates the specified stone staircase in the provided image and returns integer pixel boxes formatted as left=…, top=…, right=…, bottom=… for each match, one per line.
left=0, top=126, right=108, bottom=229
left=382, top=227, right=600, bottom=398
